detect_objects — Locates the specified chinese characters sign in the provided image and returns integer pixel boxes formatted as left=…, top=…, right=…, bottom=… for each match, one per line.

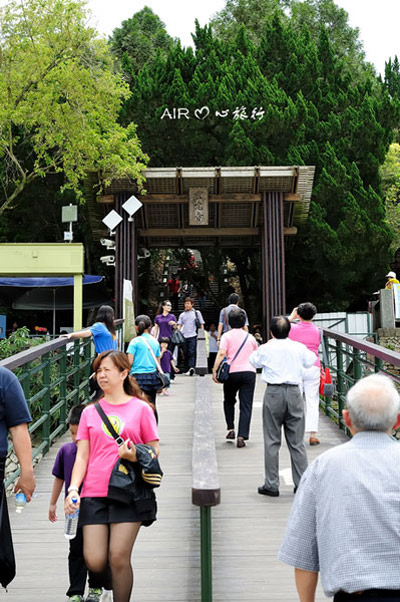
left=160, top=106, right=265, bottom=121
left=189, top=187, right=208, bottom=226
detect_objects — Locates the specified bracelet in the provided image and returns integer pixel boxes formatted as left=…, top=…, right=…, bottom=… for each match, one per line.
left=67, top=485, right=79, bottom=493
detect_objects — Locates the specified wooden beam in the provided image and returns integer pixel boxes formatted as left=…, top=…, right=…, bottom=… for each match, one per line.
left=139, top=194, right=261, bottom=203
left=135, top=192, right=300, bottom=204
left=138, top=227, right=297, bottom=237
left=96, top=195, right=115, bottom=204
left=283, top=193, right=301, bottom=202
left=139, top=228, right=258, bottom=237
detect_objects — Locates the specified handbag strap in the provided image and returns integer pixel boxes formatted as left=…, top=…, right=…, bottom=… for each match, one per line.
left=141, top=336, right=165, bottom=374
left=319, top=328, right=329, bottom=368
left=94, top=402, right=125, bottom=446
left=229, top=332, right=250, bottom=367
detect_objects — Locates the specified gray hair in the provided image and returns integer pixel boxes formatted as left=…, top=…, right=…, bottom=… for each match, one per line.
left=346, top=374, right=400, bottom=432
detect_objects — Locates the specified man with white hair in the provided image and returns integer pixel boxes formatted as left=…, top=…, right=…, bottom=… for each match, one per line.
left=278, top=373, right=400, bottom=602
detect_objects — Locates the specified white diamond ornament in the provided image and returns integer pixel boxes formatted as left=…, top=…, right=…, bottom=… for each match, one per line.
left=122, top=196, right=142, bottom=221
left=102, top=210, right=123, bottom=234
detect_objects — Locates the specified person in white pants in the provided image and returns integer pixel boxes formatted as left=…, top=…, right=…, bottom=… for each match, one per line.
left=288, top=303, right=322, bottom=445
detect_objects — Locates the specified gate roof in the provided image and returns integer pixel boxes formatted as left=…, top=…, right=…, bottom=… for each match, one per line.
left=101, top=165, right=315, bottom=247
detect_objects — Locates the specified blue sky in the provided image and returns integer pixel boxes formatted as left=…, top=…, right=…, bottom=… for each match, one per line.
left=87, top=0, right=400, bottom=76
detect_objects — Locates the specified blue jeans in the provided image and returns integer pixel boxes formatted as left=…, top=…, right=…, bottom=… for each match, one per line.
left=183, top=336, right=197, bottom=371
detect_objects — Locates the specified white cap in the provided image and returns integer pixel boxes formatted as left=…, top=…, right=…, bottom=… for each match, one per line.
left=386, top=271, right=396, bottom=278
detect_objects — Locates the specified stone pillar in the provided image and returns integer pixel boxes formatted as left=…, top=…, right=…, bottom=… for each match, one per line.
left=380, top=288, right=395, bottom=329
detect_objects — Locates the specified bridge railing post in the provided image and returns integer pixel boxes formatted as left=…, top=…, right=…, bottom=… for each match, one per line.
left=192, top=343, right=220, bottom=602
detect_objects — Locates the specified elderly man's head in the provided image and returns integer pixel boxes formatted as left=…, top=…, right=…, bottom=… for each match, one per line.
left=344, top=374, right=400, bottom=433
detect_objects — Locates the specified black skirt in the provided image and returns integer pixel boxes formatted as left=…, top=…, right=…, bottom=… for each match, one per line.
left=132, top=371, right=160, bottom=392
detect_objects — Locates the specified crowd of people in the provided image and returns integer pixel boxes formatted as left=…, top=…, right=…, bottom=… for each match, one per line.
left=3, top=284, right=400, bottom=602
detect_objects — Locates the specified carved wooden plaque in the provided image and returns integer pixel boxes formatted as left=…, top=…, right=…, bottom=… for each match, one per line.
left=189, top=187, right=209, bottom=226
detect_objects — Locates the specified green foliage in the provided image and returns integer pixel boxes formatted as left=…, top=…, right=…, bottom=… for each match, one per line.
left=119, top=8, right=395, bottom=309
left=380, top=142, right=400, bottom=252
left=109, top=7, right=176, bottom=74
left=0, top=327, right=32, bottom=360
left=0, top=0, right=148, bottom=216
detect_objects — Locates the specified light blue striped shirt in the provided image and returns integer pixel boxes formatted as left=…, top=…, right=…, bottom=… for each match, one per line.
left=279, top=432, right=400, bottom=598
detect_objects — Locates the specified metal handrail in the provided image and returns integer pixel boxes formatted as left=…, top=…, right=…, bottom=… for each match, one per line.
left=320, top=328, right=400, bottom=435
left=4, top=320, right=124, bottom=488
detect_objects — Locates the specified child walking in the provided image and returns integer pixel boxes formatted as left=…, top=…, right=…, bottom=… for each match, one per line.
left=159, top=337, right=179, bottom=395
left=49, top=405, right=112, bottom=602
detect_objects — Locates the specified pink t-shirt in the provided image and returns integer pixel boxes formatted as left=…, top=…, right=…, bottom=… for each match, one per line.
left=220, top=330, right=258, bottom=373
left=76, top=397, right=159, bottom=498
left=288, top=322, right=321, bottom=367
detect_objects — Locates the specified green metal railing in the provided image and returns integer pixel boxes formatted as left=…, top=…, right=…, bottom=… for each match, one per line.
left=3, top=320, right=124, bottom=488
left=320, top=328, right=400, bottom=434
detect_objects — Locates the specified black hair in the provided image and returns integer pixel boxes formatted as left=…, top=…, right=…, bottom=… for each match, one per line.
left=95, top=305, right=115, bottom=336
left=228, top=293, right=239, bottom=305
left=135, top=314, right=152, bottom=335
left=228, top=308, right=247, bottom=329
left=270, top=316, right=290, bottom=339
left=160, top=337, right=170, bottom=344
left=67, top=404, right=85, bottom=425
left=297, top=302, right=317, bottom=321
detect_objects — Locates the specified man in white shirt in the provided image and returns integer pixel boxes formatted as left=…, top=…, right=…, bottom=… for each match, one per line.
left=249, top=316, right=316, bottom=497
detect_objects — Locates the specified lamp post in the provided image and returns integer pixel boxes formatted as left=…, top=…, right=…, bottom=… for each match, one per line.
left=102, top=195, right=143, bottom=316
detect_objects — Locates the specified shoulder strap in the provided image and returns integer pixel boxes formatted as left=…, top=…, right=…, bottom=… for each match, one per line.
left=230, top=332, right=250, bottom=366
left=319, top=328, right=328, bottom=367
left=94, top=402, right=124, bottom=446
left=141, top=336, right=165, bottom=374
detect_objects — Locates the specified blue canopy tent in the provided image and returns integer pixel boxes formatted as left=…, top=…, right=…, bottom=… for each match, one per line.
left=0, top=276, right=110, bottom=335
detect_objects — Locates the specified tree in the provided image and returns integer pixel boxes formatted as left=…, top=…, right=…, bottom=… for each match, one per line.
left=380, top=143, right=400, bottom=252
left=210, top=0, right=365, bottom=68
left=109, top=7, right=176, bottom=75
left=0, top=0, right=148, bottom=216
left=120, top=12, right=395, bottom=310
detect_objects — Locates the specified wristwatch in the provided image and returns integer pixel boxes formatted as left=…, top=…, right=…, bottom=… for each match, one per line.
left=67, top=485, right=79, bottom=493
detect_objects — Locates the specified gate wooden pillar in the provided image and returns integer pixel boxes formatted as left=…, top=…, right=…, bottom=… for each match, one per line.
left=115, top=195, right=137, bottom=318
left=262, top=191, right=286, bottom=338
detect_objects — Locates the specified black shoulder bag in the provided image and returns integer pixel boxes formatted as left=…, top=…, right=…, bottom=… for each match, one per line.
left=94, top=402, right=163, bottom=504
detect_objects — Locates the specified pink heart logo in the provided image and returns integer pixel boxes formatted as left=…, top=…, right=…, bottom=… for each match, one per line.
left=194, top=106, right=210, bottom=120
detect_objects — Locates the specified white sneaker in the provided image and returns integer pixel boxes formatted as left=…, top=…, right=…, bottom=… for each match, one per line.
left=184, top=368, right=195, bottom=376
left=100, top=590, right=113, bottom=602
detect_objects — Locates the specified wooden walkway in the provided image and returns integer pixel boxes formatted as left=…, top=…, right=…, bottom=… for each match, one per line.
left=7, top=374, right=346, bottom=601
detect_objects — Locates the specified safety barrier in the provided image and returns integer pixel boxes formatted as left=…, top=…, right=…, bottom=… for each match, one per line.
left=2, top=320, right=124, bottom=488
left=321, top=328, right=400, bottom=434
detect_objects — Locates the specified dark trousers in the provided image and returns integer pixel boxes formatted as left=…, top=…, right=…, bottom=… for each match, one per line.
left=223, top=371, right=256, bottom=439
left=334, top=591, right=400, bottom=601
left=183, top=336, right=197, bottom=371
left=207, top=352, right=217, bottom=373
left=67, top=526, right=112, bottom=596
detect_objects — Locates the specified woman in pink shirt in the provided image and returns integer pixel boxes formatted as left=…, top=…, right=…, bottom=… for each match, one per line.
left=65, top=351, right=159, bottom=602
left=212, top=308, right=258, bottom=448
left=288, top=302, right=321, bottom=445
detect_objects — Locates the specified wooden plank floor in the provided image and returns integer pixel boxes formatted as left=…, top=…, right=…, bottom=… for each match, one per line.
left=7, top=374, right=346, bottom=601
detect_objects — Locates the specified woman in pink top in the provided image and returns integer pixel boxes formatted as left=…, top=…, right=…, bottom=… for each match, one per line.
left=65, top=350, right=159, bottom=602
left=288, top=302, right=321, bottom=445
left=212, top=308, right=258, bottom=448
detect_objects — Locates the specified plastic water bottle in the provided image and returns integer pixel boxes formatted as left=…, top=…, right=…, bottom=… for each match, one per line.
left=64, top=497, right=79, bottom=540
left=15, top=492, right=26, bottom=513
